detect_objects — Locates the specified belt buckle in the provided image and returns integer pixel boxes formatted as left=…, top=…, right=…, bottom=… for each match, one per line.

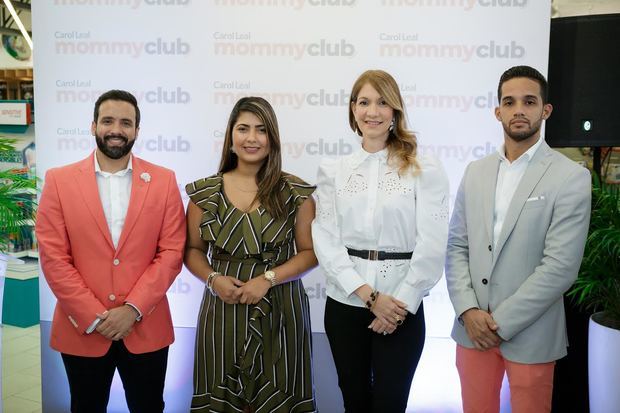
left=368, top=250, right=379, bottom=261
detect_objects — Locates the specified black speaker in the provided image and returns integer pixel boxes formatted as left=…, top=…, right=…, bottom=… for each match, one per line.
left=546, top=14, right=620, bottom=147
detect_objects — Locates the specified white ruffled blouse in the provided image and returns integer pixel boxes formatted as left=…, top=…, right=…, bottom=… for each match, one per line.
left=311, top=147, right=449, bottom=314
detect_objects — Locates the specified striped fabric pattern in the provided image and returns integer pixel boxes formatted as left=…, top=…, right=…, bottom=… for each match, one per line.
left=186, top=174, right=317, bottom=413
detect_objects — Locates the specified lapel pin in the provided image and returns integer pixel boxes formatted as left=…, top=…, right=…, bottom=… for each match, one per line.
left=140, top=172, right=151, bottom=183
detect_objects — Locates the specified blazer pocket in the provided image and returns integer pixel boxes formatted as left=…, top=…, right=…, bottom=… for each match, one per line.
left=522, top=197, right=546, bottom=210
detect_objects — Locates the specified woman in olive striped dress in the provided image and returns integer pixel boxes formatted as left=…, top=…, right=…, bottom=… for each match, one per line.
left=184, top=97, right=317, bottom=413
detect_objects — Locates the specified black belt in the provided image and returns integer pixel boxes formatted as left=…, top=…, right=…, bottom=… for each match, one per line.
left=347, top=248, right=413, bottom=261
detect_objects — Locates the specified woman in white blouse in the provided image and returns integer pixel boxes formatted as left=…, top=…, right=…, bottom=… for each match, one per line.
left=312, top=69, right=449, bottom=412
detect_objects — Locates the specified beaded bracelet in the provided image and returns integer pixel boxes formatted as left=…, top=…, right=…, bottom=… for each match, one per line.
left=206, top=271, right=222, bottom=296
left=365, top=289, right=380, bottom=310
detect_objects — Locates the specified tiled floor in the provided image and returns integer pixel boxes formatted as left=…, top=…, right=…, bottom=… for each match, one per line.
left=2, top=325, right=42, bottom=413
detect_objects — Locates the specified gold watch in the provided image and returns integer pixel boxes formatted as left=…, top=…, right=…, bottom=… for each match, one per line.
left=264, top=270, right=277, bottom=288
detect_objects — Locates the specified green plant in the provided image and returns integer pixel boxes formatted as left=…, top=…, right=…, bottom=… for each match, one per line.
left=0, top=137, right=37, bottom=252
left=569, top=174, right=620, bottom=330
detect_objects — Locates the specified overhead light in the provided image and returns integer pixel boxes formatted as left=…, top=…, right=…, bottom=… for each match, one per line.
left=3, top=0, right=33, bottom=51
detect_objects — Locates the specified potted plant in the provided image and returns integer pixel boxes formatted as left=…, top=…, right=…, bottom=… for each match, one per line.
left=0, top=136, right=37, bottom=256
left=568, top=174, right=620, bottom=413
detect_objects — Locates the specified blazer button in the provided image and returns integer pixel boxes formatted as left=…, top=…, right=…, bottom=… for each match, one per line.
left=113, top=259, right=120, bottom=266
left=488, top=245, right=492, bottom=251
left=108, top=294, right=116, bottom=301
left=482, top=278, right=488, bottom=285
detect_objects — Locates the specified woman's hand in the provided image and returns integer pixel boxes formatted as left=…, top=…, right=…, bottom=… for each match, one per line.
left=212, top=276, right=245, bottom=304
left=368, top=317, right=397, bottom=335
left=371, top=293, right=408, bottom=329
left=236, top=276, right=271, bottom=305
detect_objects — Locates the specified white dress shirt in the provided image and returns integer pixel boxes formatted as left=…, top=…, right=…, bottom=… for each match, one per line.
left=94, top=155, right=132, bottom=248
left=86, top=154, right=139, bottom=334
left=312, top=148, right=450, bottom=314
left=493, top=137, right=543, bottom=248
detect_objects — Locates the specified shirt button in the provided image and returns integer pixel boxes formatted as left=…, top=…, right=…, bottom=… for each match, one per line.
left=113, top=259, right=120, bottom=266
left=108, top=294, right=116, bottom=301
left=482, top=278, right=488, bottom=285
left=488, top=245, right=492, bottom=251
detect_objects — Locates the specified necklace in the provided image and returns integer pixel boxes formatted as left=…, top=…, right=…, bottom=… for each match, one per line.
left=235, top=186, right=258, bottom=193
left=228, top=174, right=258, bottom=193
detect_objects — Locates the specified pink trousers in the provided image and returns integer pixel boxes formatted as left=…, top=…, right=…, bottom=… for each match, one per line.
left=456, top=345, right=555, bottom=413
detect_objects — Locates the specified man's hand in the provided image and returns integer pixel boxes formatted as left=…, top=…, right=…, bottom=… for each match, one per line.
left=212, top=276, right=245, bottom=304
left=235, top=276, right=270, bottom=305
left=96, top=305, right=138, bottom=341
left=461, top=308, right=502, bottom=351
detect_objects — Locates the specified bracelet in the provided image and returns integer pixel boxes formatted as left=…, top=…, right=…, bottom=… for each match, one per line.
left=370, top=290, right=379, bottom=310
left=365, top=289, right=380, bottom=310
left=206, top=271, right=222, bottom=296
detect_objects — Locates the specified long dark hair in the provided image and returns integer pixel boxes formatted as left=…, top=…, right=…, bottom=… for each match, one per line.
left=219, top=97, right=286, bottom=218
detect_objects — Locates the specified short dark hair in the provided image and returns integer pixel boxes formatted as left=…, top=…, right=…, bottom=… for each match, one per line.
left=93, top=89, right=140, bottom=127
left=497, top=65, right=549, bottom=104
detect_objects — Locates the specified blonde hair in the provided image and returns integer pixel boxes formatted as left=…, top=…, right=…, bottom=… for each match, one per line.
left=349, top=70, right=420, bottom=174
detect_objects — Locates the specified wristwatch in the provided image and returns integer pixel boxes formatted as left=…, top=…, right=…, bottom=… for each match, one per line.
left=264, top=270, right=277, bottom=288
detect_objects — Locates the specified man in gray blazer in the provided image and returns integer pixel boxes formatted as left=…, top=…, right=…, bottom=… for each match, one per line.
left=446, top=65, right=591, bottom=413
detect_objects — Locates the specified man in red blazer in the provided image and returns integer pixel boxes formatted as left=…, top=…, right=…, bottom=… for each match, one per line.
left=36, top=90, right=186, bottom=413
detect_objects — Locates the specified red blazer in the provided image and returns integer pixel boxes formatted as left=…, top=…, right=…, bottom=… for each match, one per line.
left=36, top=153, right=186, bottom=357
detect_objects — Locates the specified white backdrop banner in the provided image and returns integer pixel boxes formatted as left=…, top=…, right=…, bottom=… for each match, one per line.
left=33, top=0, right=551, bottom=338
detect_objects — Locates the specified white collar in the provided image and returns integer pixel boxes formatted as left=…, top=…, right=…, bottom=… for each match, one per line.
left=94, top=153, right=133, bottom=177
left=498, top=136, right=543, bottom=165
left=348, top=147, right=389, bottom=169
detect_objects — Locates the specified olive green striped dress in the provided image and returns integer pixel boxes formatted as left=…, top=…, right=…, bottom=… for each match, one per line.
left=186, top=173, right=317, bottom=413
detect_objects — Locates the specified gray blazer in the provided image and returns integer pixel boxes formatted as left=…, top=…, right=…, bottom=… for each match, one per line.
left=446, top=142, right=591, bottom=363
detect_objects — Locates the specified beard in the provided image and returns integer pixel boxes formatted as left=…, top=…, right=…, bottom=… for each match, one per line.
left=95, top=133, right=135, bottom=159
left=502, top=117, right=543, bottom=142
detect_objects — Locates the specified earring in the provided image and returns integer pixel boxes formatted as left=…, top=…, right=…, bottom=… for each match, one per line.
left=230, top=147, right=236, bottom=154
left=389, top=118, right=395, bottom=131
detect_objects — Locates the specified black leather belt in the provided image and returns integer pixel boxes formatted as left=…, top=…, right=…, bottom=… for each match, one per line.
left=347, top=248, right=413, bottom=261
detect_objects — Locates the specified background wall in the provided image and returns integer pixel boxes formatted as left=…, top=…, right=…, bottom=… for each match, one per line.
left=32, top=1, right=553, bottom=411
left=0, top=7, right=31, bottom=69
left=33, top=0, right=552, bottom=335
